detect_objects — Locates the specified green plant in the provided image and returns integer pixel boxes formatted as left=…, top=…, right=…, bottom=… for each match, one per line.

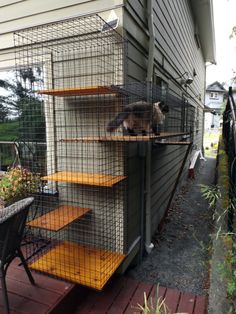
left=135, top=291, right=169, bottom=314
left=0, top=165, right=40, bottom=206
left=200, top=184, right=221, bottom=209
left=133, top=285, right=184, bottom=314
left=218, top=235, right=236, bottom=298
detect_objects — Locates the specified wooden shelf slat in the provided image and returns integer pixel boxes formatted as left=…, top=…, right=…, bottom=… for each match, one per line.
left=27, top=205, right=90, bottom=231
left=154, top=141, right=192, bottom=145
left=29, top=241, right=126, bottom=290
left=59, top=132, right=190, bottom=143
left=41, top=171, right=126, bottom=187
left=38, top=86, right=116, bottom=97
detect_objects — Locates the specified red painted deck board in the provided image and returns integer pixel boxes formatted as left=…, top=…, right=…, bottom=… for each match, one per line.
left=124, top=281, right=153, bottom=314
left=194, top=295, right=207, bottom=314
left=0, top=254, right=75, bottom=314
left=73, top=277, right=207, bottom=314
left=162, top=287, right=180, bottom=313
left=107, top=278, right=139, bottom=314
left=177, top=292, right=196, bottom=313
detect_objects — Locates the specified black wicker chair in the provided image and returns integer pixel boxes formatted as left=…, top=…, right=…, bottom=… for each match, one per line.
left=0, top=197, right=35, bottom=314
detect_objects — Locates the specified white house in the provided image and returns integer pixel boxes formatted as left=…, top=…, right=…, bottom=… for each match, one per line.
left=205, top=81, right=225, bottom=129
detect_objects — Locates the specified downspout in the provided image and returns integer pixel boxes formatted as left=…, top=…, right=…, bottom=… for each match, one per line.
left=147, top=0, right=155, bottom=82
left=145, top=0, right=155, bottom=254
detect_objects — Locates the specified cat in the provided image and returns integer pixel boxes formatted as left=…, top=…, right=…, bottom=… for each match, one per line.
left=107, top=101, right=169, bottom=136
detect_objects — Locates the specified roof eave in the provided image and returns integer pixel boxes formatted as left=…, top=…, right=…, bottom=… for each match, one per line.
left=190, top=0, right=216, bottom=64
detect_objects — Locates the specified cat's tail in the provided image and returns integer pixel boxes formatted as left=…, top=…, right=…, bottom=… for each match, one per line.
left=107, top=111, right=129, bottom=132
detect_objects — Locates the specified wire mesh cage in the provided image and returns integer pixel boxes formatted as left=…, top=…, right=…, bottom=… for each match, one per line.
left=14, top=14, right=127, bottom=290
left=13, top=13, right=195, bottom=290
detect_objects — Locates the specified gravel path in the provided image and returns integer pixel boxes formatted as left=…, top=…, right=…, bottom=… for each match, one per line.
left=126, top=157, right=216, bottom=296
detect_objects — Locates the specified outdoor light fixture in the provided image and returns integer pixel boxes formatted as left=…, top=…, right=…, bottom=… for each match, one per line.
left=182, top=76, right=193, bottom=85
left=174, top=71, right=194, bottom=87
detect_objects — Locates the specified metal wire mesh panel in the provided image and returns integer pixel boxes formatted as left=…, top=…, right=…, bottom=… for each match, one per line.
left=13, top=13, right=195, bottom=290
left=14, top=14, right=127, bottom=290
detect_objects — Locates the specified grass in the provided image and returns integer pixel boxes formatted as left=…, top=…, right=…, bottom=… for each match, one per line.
left=0, top=121, right=19, bottom=141
left=204, top=129, right=220, bottom=158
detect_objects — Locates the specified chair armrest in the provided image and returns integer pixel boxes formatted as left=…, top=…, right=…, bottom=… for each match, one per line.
left=0, top=197, right=34, bottom=223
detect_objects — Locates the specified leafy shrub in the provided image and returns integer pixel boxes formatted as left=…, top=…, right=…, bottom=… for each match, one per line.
left=0, top=165, right=40, bottom=206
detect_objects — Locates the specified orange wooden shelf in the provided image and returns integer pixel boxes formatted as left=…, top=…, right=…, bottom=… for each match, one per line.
left=38, top=86, right=116, bottom=97
left=59, top=132, right=190, bottom=143
left=41, top=171, right=126, bottom=187
left=27, top=205, right=90, bottom=231
left=154, top=141, right=192, bottom=145
left=29, top=241, right=126, bottom=290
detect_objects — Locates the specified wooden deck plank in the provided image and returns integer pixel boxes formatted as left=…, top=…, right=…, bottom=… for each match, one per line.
left=177, top=293, right=196, bottom=314
left=2, top=277, right=61, bottom=306
left=125, top=281, right=153, bottom=314
left=163, top=288, right=180, bottom=314
left=27, top=205, right=90, bottom=231
left=8, top=262, right=72, bottom=294
left=194, top=295, right=207, bottom=314
left=148, top=284, right=167, bottom=300
left=0, top=246, right=77, bottom=314
left=41, top=171, right=126, bottom=187
left=30, top=241, right=126, bottom=290
left=75, top=277, right=124, bottom=314
left=106, top=277, right=139, bottom=314
left=0, top=290, right=49, bottom=314
left=73, top=291, right=97, bottom=314
left=72, top=277, right=207, bottom=314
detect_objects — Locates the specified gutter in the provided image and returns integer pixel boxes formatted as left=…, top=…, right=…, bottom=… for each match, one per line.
left=145, top=0, right=155, bottom=254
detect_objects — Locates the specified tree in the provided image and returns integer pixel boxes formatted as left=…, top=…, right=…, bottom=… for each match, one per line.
left=0, top=68, right=45, bottom=142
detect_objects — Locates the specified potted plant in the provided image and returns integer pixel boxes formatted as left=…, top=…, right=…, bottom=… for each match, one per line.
left=0, top=165, right=40, bottom=209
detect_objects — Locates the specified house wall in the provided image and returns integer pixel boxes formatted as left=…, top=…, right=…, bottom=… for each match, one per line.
left=0, top=0, right=124, bottom=69
left=123, top=0, right=207, bottom=240
left=0, top=0, right=210, bottom=255
left=205, top=91, right=224, bottom=108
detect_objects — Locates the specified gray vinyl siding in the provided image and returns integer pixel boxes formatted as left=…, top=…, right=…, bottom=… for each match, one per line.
left=0, top=0, right=124, bottom=69
left=125, top=143, right=143, bottom=251
left=124, top=0, right=206, bottom=239
left=150, top=145, right=188, bottom=232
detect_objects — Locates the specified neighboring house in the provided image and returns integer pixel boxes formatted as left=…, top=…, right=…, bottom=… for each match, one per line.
left=0, top=0, right=215, bottom=289
left=205, top=81, right=226, bottom=129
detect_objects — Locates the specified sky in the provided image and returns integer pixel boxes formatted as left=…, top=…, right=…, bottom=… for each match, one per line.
left=206, top=0, right=236, bottom=86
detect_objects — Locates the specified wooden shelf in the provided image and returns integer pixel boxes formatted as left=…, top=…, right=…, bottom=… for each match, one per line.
left=38, top=86, right=116, bottom=97
left=27, top=205, right=90, bottom=231
left=41, top=171, right=126, bottom=187
left=29, top=241, right=126, bottom=290
left=154, top=141, right=192, bottom=145
left=59, top=132, right=190, bottom=143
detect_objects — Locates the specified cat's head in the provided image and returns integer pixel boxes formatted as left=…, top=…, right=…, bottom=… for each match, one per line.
left=154, top=101, right=169, bottom=114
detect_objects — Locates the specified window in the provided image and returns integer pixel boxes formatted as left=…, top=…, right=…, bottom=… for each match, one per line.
left=210, top=92, right=219, bottom=99
left=153, top=75, right=168, bottom=101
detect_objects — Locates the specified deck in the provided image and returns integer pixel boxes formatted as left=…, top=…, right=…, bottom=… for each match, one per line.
left=74, top=276, right=207, bottom=314
left=1, top=255, right=77, bottom=314
left=2, top=258, right=207, bottom=313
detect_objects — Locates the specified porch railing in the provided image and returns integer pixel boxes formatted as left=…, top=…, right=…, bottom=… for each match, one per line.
left=0, top=141, right=46, bottom=174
